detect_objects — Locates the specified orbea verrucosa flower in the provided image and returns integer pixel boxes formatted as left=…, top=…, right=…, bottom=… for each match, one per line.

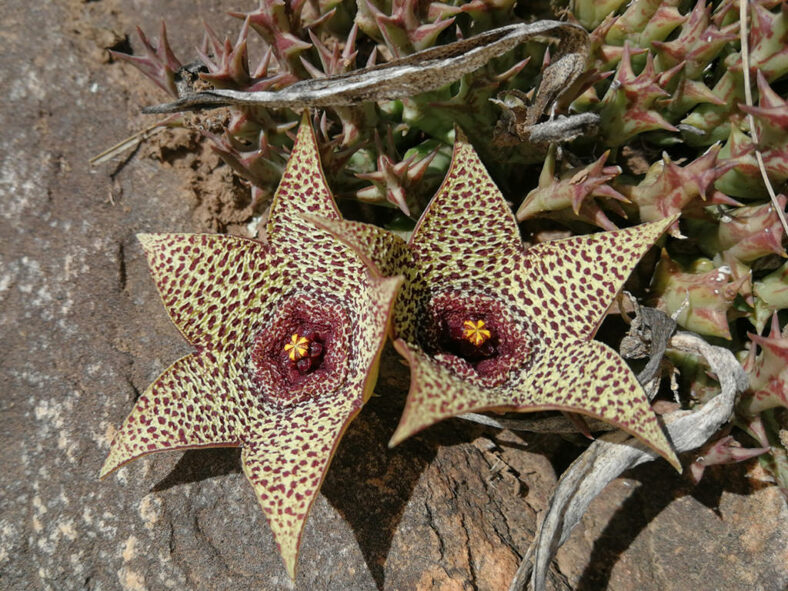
left=314, top=131, right=681, bottom=470
left=100, top=117, right=402, bottom=579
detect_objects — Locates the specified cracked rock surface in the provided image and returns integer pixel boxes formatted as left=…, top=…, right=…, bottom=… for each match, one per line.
left=1, top=1, right=786, bottom=590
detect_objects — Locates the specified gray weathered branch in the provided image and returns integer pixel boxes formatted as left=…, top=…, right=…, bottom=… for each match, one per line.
left=142, top=21, right=588, bottom=118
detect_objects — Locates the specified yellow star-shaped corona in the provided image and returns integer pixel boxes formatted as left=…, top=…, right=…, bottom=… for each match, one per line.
left=284, top=333, right=310, bottom=360
left=462, top=320, right=491, bottom=346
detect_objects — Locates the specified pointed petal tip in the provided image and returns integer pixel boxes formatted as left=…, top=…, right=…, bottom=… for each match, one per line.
left=388, top=341, right=424, bottom=448
left=453, top=124, right=469, bottom=145
left=136, top=232, right=155, bottom=248
left=283, top=554, right=297, bottom=582
left=136, top=232, right=172, bottom=256
left=578, top=396, right=681, bottom=472
left=269, top=111, right=340, bottom=227
left=656, top=441, right=681, bottom=473
left=387, top=430, right=405, bottom=449
left=665, top=450, right=682, bottom=473
left=296, top=110, right=312, bottom=135
left=589, top=401, right=680, bottom=471
left=643, top=212, right=681, bottom=237
left=388, top=415, right=425, bottom=449
left=663, top=212, right=681, bottom=226
left=99, top=448, right=127, bottom=480
left=242, top=452, right=309, bottom=581
left=553, top=406, right=681, bottom=472
left=239, top=390, right=364, bottom=582
left=98, top=459, right=114, bottom=480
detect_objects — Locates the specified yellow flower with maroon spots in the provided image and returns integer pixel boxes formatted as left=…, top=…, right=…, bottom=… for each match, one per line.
left=100, top=116, right=402, bottom=580
left=311, top=129, right=681, bottom=471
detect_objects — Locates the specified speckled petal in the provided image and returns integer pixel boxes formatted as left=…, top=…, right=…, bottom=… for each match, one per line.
left=104, top=116, right=405, bottom=582
left=519, top=216, right=677, bottom=341
left=409, top=128, right=523, bottom=283
left=100, top=354, right=243, bottom=478
left=241, top=272, right=401, bottom=579
left=352, top=274, right=404, bottom=398
left=266, top=114, right=342, bottom=243
left=302, top=215, right=411, bottom=277
left=391, top=339, right=679, bottom=470
left=518, top=339, right=679, bottom=469
left=241, top=392, right=360, bottom=580
left=389, top=340, right=488, bottom=448
left=390, top=131, right=680, bottom=472
left=138, top=233, right=272, bottom=351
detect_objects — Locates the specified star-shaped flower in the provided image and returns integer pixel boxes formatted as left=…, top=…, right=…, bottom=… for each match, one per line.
left=313, top=130, right=681, bottom=470
left=100, top=116, right=402, bottom=579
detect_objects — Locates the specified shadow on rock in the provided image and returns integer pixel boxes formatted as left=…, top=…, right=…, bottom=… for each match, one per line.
left=321, top=345, right=481, bottom=590
left=575, top=457, right=771, bottom=591
left=151, top=447, right=242, bottom=492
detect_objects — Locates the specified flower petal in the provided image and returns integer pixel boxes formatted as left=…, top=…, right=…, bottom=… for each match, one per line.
left=101, top=354, right=243, bottom=478
left=519, top=216, right=677, bottom=341
left=391, top=339, right=679, bottom=470
left=301, top=215, right=411, bottom=277
left=350, top=274, right=404, bottom=400
left=266, top=115, right=341, bottom=243
left=409, top=128, right=523, bottom=282
left=518, top=339, right=679, bottom=469
left=138, top=233, right=273, bottom=351
left=105, top=117, right=404, bottom=582
left=389, top=340, right=491, bottom=448
left=243, top=270, right=401, bottom=579
left=241, top=391, right=361, bottom=580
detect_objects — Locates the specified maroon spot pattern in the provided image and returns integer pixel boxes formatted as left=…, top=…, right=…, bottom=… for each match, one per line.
left=250, top=296, right=350, bottom=404
left=101, top=117, right=402, bottom=579
left=321, top=129, right=681, bottom=470
left=419, top=291, right=534, bottom=387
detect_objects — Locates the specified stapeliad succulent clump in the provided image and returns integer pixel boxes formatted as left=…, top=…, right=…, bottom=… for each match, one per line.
left=103, top=0, right=788, bottom=581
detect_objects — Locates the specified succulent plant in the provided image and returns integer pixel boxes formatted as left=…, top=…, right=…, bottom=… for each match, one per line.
left=107, top=0, right=788, bottom=576
left=689, top=433, right=770, bottom=484
left=516, top=144, right=628, bottom=230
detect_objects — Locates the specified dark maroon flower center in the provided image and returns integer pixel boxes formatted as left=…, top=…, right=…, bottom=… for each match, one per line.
left=279, top=325, right=329, bottom=377
left=437, top=312, right=499, bottom=363
left=250, top=296, right=350, bottom=404
left=421, top=292, right=532, bottom=386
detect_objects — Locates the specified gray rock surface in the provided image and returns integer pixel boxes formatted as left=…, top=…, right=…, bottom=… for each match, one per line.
left=1, top=1, right=785, bottom=590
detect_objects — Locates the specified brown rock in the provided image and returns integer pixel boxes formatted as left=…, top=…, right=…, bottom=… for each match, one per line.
left=555, top=462, right=787, bottom=591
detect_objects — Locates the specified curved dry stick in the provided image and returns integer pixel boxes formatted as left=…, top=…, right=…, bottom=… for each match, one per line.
left=142, top=21, right=588, bottom=117
left=459, top=412, right=615, bottom=433
left=508, top=332, right=748, bottom=591
left=738, top=0, right=788, bottom=235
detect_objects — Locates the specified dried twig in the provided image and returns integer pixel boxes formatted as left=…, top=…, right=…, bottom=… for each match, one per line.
left=459, top=412, right=615, bottom=433
left=142, top=21, right=589, bottom=135
left=89, top=117, right=178, bottom=165
left=620, top=294, right=678, bottom=389
left=738, top=0, right=788, bottom=235
left=509, top=332, right=747, bottom=591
